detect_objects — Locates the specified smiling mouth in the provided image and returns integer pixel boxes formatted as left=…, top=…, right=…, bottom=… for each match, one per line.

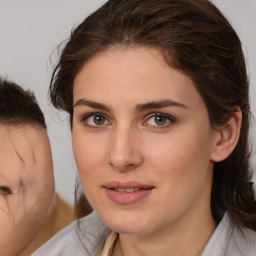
left=104, top=182, right=154, bottom=192
left=103, top=181, right=154, bottom=204
left=112, top=187, right=151, bottom=193
left=103, top=180, right=155, bottom=204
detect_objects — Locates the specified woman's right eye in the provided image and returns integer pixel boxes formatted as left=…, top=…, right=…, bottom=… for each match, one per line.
left=81, top=113, right=110, bottom=128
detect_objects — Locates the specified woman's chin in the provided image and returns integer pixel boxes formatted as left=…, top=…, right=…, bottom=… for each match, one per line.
left=99, top=212, right=152, bottom=235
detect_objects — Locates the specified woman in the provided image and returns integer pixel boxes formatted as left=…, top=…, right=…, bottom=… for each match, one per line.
left=33, top=0, right=256, bottom=255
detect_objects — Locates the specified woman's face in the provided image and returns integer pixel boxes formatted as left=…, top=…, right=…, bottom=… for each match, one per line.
left=72, top=47, right=219, bottom=235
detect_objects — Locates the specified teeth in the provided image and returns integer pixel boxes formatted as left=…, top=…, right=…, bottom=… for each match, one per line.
left=114, top=188, right=140, bottom=193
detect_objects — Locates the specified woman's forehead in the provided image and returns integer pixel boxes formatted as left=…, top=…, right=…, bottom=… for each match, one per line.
left=73, top=47, right=204, bottom=112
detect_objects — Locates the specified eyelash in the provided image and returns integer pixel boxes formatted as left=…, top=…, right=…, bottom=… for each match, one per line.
left=143, top=113, right=176, bottom=128
left=80, top=112, right=176, bottom=129
left=81, top=112, right=110, bottom=129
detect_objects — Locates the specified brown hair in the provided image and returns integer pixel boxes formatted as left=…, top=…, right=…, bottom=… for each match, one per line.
left=50, top=0, right=256, bottom=229
left=0, top=78, right=46, bottom=129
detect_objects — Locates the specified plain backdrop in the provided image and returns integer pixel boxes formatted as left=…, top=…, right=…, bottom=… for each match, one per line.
left=0, top=0, right=255, bottom=205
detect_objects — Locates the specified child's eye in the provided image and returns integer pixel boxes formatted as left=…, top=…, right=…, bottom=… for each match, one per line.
left=0, top=186, right=12, bottom=196
left=143, top=113, right=176, bottom=127
left=81, top=113, right=110, bottom=127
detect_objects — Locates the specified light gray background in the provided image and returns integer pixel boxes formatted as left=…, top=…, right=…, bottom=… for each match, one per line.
left=0, top=0, right=255, bottom=205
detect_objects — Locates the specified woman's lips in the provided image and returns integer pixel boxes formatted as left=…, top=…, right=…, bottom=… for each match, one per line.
left=103, top=181, right=154, bottom=205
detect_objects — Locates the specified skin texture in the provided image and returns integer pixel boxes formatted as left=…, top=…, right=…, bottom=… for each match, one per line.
left=0, top=124, right=55, bottom=256
left=72, top=47, right=241, bottom=256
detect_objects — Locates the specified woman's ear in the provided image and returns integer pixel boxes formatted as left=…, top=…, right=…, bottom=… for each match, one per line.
left=211, top=108, right=242, bottom=162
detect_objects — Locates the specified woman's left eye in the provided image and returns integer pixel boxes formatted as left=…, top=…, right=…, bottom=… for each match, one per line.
left=143, top=113, right=176, bottom=127
left=81, top=113, right=110, bottom=127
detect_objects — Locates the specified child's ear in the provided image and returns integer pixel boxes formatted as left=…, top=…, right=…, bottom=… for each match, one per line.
left=211, top=108, right=242, bottom=162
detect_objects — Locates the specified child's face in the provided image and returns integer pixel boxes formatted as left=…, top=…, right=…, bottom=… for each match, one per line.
left=72, top=47, right=219, bottom=236
left=0, top=124, right=55, bottom=255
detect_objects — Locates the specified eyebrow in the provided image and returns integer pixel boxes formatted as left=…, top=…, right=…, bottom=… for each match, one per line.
left=135, top=100, right=188, bottom=112
left=74, top=99, right=112, bottom=112
left=73, top=99, right=188, bottom=112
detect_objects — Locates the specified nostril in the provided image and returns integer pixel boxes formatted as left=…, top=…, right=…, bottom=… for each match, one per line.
left=0, top=186, right=12, bottom=196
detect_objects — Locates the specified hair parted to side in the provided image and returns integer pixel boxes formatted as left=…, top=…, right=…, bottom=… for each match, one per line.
left=50, top=0, right=256, bottom=229
left=0, top=78, right=46, bottom=129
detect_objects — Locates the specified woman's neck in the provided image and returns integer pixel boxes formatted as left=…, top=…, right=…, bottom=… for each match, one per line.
left=112, top=209, right=216, bottom=256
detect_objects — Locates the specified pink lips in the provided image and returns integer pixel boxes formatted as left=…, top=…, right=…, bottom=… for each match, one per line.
left=103, top=181, right=154, bottom=205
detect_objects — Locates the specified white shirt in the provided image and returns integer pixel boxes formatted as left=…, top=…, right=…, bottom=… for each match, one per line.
left=32, top=211, right=256, bottom=256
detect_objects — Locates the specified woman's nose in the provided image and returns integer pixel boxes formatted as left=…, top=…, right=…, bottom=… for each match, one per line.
left=107, top=128, right=143, bottom=172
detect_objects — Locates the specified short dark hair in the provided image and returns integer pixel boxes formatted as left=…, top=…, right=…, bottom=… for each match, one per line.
left=0, top=78, right=46, bottom=129
left=50, top=0, right=256, bottom=230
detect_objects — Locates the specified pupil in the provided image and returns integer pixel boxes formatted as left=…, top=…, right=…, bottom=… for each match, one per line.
left=94, top=115, right=105, bottom=125
left=155, top=115, right=166, bottom=125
